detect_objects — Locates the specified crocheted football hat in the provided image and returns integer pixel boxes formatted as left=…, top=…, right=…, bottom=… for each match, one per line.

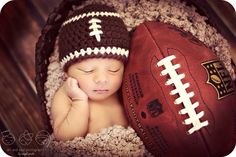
left=59, top=4, right=130, bottom=71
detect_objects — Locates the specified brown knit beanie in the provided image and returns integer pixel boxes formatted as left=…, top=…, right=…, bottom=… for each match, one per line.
left=59, top=4, right=130, bottom=71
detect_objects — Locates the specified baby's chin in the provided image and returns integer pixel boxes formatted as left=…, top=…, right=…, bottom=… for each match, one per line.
left=88, top=92, right=115, bottom=102
left=88, top=95, right=110, bottom=102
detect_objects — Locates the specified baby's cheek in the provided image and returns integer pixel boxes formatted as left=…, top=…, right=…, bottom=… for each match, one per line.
left=112, top=78, right=123, bottom=90
left=79, top=80, right=92, bottom=91
left=75, top=75, right=88, bottom=85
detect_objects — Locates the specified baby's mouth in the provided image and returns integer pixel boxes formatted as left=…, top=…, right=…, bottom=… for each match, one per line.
left=93, top=89, right=109, bottom=94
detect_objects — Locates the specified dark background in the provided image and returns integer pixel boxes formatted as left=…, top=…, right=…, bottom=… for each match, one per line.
left=0, top=0, right=235, bottom=156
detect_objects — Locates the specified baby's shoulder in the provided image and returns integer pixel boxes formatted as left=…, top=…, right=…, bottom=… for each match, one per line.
left=53, top=85, right=70, bottom=103
left=54, top=85, right=66, bottom=96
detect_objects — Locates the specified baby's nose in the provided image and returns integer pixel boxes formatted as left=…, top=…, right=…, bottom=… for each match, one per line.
left=94, top=72, right=108, bottom=84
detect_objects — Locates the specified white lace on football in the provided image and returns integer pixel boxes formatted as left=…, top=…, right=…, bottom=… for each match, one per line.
left=157, top=55, right=209, bottom=134
left=62, top=11, right=120, bottom=26
left=60, top=46, right=129, bottom=67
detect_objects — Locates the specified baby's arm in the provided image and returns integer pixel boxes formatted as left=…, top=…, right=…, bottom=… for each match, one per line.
left=51, top=77, right=89, bottom=141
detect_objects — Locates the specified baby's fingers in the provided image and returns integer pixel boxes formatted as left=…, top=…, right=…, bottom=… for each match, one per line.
left=65, top=77, right=76, bottom=88
left=65, top=77, right=77, bottom=94
left=69, top=77, right=78, bottom=88
left=64, top=77, right=88, bottom=100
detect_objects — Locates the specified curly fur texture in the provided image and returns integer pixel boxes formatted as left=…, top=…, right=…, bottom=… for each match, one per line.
left=43, top=125, right=153, bottom=157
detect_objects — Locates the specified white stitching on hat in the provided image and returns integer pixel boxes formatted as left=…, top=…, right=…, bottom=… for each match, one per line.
left=62, top=11, right=120, bottom=26
left=88, top=18, right=103, bottom=42
left=61, top=46, right=129, bottom=67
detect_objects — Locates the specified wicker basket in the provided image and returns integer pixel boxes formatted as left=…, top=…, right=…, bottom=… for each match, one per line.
left=35, top=0, right=235, bottom=134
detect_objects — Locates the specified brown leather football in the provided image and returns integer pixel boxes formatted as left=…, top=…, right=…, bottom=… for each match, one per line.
left=122, top=21, right=236, bottom=157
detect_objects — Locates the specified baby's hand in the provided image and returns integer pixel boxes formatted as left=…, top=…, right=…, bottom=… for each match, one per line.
left=64, top=77, right=88, bottom=101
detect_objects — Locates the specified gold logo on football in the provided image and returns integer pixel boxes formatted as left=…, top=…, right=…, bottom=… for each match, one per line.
left=202, top=60, right=234, bottom=99
left=210, top=75, right=221, bottom=84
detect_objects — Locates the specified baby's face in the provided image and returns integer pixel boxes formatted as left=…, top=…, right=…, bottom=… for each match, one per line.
left=67, top=58, right=124, bottom=101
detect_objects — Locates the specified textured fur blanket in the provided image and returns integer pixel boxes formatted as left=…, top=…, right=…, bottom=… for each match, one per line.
left=42, top=125, right=153, bottom=157
left=42, top=0, right=235, bottom=156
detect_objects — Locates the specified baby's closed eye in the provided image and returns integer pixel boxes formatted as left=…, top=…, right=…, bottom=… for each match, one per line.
left=77, top=68, right=94, bottom=73
left=108, top=68, right=120, bottom=73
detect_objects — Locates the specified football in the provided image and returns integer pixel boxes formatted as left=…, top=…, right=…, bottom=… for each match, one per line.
left=122, top=21, right=236, bottom=157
